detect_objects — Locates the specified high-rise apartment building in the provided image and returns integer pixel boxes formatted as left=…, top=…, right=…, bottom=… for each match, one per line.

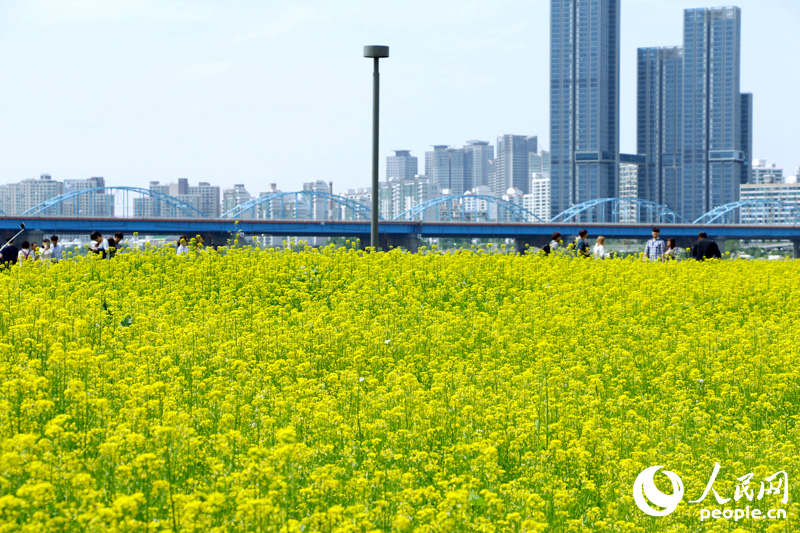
left=189, top=182, right=221, bottom=218
left=529, top=150, right=552, bottom=179
left=386, top=150, right=418, bottom=181
left=222, top=184, right=252, bottom=215
left=618, top=162, right=639, bottom=223
left=134, top=179, right=219, bottom=218
left=0, top=174, right=64, bottom=215
left=448, top=148, right=468, bottom=194
left=750, top=160, right=783, bottom=185
left=426, top=145, right=449, bottom=191
left=551, top=0, right=620, bottom=220
left=637, top=47, right=683, bottom=209
left=425, top=145, right=468, bottom=194
left=637, top=7, right=752, bottom=221
left=464, top=141, right=494, bottom=188
left=493, top=135, right=533, bottom=195
left=342, top=187, right=371, bottom=219
left=524, top=177, right=551, bottom=222
left=61, top=176, right=114, bottom=217
left=682, top=7, right=748, bottom=221
left=302, top=180, right=333, bottom=221
left=740, top=182, right=800, bottom=224
left=380, top=175, right=438, bottom=220
left=741, top=93, right=753, bottom=184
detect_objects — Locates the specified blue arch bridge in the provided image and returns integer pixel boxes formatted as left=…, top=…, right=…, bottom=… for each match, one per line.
left=2, top=189, right=799, bottom=256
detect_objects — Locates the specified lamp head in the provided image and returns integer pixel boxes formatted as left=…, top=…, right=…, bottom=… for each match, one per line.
left=363, top=45, right=389, bottom=58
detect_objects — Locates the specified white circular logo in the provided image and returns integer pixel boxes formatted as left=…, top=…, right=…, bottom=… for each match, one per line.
left=633, top=465, right=685, bottom=516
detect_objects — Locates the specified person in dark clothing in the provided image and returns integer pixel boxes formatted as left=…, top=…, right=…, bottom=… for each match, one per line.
left=691, top=232, right=722, bottom=261
left=574, top=229, right=591, bottom=257
left=0, top=243, right=19, bottom=269
left=109, top=232, right=124, bottom=258
left=89, top=231, right=108, bottom=259
left=541, top=232, right=563, bottom=255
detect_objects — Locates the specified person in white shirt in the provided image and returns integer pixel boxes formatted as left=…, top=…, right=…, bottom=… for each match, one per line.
left=40, top=238, right=53, bottom=263
left=17, top=241, right=34, bottom=263
left=593, top=236, right=609, bottom=259
left=50, top=235, right=64, bottom=262
left=176, top=235, right=189, bottom=256
left=543, top=232, right=563, bottom=255
left=89, top=231, right=109, bottom=259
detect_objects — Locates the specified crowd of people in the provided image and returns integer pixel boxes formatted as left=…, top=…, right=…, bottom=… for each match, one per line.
left=0, top=228, right=727, bottom=267
left=0, top=231, right=207, bottom=269
left=542, top=227, right=723, bottom=261
left=0, top=234, right=66, bottom=267
left=88, top=231, right=125, bottom=259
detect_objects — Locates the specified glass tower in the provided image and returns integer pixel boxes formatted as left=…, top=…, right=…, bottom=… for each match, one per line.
left=637, top=47, right=682, bottom=210
left=682, top=6, right=744, bottom=222
left=740, top=93, right=753, bottom=184
left=494, top=135, right=532, bottom=195
left=550, top=0, right=620, bottom=221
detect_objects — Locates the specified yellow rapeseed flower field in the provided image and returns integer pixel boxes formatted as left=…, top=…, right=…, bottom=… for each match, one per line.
left=0, top=244, right=797, bottom=532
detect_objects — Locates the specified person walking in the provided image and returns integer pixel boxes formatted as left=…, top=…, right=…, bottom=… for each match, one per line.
left=50, top=235, right=63, bottom=262
left=593, top=236, right=609, bottom=259
left=643, top=227, right=666, bottom=262
left=40, top=238, right=53, bottom=263
left=691, top=232, right=722, bottom=261
left=663, top=238, right=681, bottom=261
left=574, top=229, right=591, bottom=258
left=541, top=232, right=563, bottom=255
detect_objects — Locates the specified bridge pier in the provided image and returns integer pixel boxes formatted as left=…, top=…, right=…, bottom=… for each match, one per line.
left=793, top=240, right=800, bottom=259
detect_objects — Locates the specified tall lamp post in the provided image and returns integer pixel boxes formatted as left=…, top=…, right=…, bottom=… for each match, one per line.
left=363, top=45, right=389, bottom=250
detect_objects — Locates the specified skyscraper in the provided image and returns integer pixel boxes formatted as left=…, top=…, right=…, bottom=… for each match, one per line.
left=550, top=0, right=620, bottom=220
left=464, top=141, right=494, bottom=188
left=425, top=145, right=468, bottom=194
left=426, top=145, right=449, bottom=190
left=386, top=150, right=418, bottom=181
left=637, top=47, right=683, bottom=209
left=682, top=6, right=745, bottom=222
left=528, top=150, right=552, bottom=179
left=493, top=135, right=532, bottom=195
left=741, top=93, right=753, bottom=184
left=447, top=148, right=468, bottom=194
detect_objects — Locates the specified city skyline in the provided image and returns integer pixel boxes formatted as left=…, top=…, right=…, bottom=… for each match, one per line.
left=0, top=0, right=798, bottom=193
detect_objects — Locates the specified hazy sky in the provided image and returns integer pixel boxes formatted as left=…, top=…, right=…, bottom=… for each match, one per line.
left=1, top=0, right=798, bottom=193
